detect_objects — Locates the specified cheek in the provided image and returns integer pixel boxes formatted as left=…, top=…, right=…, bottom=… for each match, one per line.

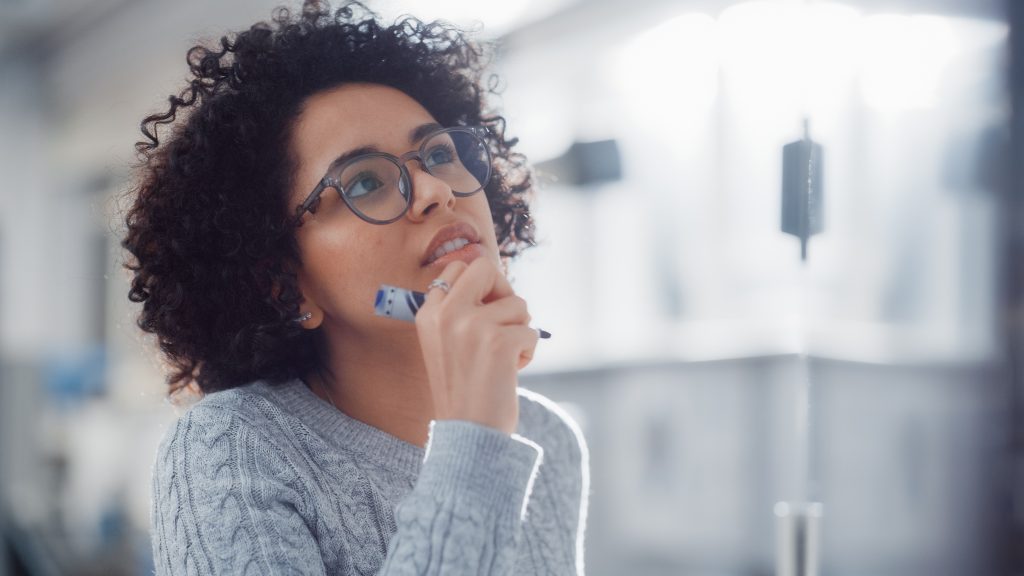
left=299, top=229, right=361, bottom=299
left=308, top=228, right=399, bottom=290
left=467, top=195, right=497, bottom=236
left=357, top=236, right=396, bottom=274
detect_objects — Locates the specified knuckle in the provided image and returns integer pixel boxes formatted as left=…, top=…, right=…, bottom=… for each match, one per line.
left=436, top=301, right=460, bottom=323
left=451, top=314, right=474, bottom=338
left=483, top=329, right=504, bottom=352
left=513, top=296, right=530, bottom=321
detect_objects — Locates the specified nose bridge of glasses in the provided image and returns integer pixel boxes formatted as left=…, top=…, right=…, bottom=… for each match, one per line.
left=399, top=149, right=450, bottom=189
left=397, top=149, right=427, bottom=171
left=392, top=148, right=444, bottom=202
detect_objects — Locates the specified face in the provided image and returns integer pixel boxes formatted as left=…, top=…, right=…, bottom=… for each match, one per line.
left=287, top=83, right=502, bottom=336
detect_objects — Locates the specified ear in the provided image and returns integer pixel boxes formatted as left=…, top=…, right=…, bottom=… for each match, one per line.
left=271, top=262, right=324, bottom=329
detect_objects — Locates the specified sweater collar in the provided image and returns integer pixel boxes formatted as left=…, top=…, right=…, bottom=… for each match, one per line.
left=262, top=377, right=425, bottom=478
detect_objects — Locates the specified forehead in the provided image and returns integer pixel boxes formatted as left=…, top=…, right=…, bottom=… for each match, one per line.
left=289, top=83, right=437, bottom=200
left=295, top=83, right=435, bottom=140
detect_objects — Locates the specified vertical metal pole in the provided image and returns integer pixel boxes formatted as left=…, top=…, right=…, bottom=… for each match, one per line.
left=0, top=361, right=10, bottom=576
left=775, top=501, right=823, bottom=576
left=1005, top=0, right=1024, bottom=572
left=779, top=117, right=825, bottom=575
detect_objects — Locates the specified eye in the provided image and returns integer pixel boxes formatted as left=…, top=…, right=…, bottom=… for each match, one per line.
left=344, top=171, right=386, bottom=199
left=424, top=143, right=456, bottom=168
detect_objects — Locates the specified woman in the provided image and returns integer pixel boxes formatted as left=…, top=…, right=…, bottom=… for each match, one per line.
left=122, top=0, right=589, bottom=574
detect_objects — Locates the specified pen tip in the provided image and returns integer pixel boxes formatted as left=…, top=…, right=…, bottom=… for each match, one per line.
left=538, top=328, right=552, bottom=339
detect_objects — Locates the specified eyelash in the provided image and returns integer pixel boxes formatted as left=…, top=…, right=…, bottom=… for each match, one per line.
left=429, top=143, right=456, bottom=160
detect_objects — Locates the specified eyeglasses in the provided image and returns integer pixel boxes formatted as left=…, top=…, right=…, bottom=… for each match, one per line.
left=292, top=125, right=492, bottom=226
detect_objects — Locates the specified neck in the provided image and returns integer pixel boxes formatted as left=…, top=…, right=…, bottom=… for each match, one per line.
left=306, top=323, right=435, bottom=448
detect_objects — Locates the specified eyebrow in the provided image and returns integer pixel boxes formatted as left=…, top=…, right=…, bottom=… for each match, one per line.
left=410, top=122, right=443, bottom=145
left=327, top=122, right=443, bottom=170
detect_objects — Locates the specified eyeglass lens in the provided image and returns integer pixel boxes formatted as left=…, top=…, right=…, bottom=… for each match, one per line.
left=336, top=129, right=490, bottom=222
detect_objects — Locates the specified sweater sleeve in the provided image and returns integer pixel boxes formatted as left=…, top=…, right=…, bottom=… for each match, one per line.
left=150, top=407, right=328, bottom=576
left=559, top=411, right=590, bottom=575
left=379, top=419, right=544, bottom=575
left=516, top=390, right=591, bottom=575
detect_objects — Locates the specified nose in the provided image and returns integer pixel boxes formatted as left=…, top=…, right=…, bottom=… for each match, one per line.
left=403, top=157, right=456, bottom=221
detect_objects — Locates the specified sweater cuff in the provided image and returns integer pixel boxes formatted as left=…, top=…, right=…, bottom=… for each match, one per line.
left=419, top=420, right=543, bottom=518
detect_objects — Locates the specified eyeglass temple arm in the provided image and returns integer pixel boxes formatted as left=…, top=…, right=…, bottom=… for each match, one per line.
left=294, top=179, right=330, bottom=222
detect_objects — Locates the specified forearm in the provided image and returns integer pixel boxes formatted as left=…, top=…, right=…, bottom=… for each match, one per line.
left=378, top=419, right=543, bottom=575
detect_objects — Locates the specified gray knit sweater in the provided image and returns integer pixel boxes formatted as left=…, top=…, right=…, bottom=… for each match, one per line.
left=149, top=377, right=590, bottom=575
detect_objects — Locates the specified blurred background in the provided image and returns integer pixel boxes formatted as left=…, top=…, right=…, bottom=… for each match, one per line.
left=1, top=0, right=1022, bottom=574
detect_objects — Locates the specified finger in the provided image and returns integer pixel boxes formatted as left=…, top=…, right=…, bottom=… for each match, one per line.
left=474, top=295, right=531, bottom=327
left=483, top=264, right=515, bottom=305
left=502, top=324, right=540, bottom=370
left=517, top=350, right=534, bottom=371
left=450, top=257, right=514, bottom=306
left=423, top=260, right=469, bottom=306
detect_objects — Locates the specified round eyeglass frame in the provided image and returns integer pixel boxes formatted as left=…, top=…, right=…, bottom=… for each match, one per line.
left=291, top=125, right=492, bottom=227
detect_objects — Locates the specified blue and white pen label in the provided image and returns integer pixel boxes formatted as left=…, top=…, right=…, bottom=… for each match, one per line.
left=374, top=284, right=426, bottom=323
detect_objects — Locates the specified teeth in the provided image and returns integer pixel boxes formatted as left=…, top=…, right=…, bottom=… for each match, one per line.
left=430, top=237, right=471, bottom=263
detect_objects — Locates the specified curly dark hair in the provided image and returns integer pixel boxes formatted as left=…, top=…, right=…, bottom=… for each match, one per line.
left=120, top=0, right=536, bottom=398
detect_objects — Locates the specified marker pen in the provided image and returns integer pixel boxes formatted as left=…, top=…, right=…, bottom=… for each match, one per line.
left=374, top=284, right=552, bottom=339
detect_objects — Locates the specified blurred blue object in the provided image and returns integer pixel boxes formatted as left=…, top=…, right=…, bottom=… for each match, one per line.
left=42, top=344, right=107, bottom=406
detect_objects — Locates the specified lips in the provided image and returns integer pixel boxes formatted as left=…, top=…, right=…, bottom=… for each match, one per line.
left=421, top=221, right=481, bottom=266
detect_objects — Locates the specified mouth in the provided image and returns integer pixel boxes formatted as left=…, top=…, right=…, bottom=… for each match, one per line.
left=422, top=240, right=485, bottom=268
left=421, top=221, right=482, bottom=267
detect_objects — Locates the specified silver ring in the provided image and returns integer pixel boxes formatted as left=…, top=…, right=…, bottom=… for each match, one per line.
left=427, top=278, right=451, bottom=295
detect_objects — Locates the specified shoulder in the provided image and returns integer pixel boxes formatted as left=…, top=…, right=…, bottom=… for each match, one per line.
left=150, top=381, right=321, bottom=524
left=515, top=387, right=588, bottom=469
left=160, top=380, right=296, bottom=437
left=181, top=379, right=289, bottom=420
left=149, top=383, right=333, bottom=576
left=152, top=380, right=306, bottom=478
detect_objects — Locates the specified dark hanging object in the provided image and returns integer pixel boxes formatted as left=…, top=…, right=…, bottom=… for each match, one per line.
left=534, top=139, right=622, bottom=188
left=782, top=119, right=824, bottom=261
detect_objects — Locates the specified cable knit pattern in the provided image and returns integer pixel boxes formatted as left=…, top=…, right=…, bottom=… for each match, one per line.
left=150, top=378, right=590, bottom=575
